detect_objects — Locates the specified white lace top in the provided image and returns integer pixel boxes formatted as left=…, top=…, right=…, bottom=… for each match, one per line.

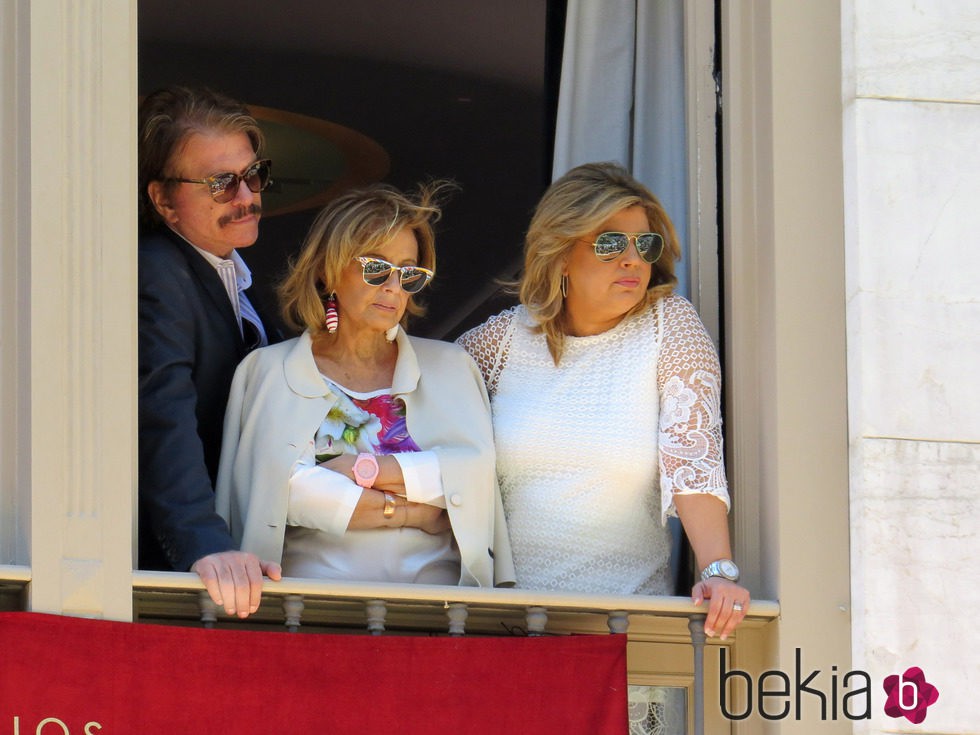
left=456, top=294, right=730, bottom=595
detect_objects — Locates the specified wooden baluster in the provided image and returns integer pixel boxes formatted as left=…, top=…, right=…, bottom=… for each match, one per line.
left=688, top=615, right=706, bottom=735
left=607, top=610, right=629, bottom=635
left=446, top=602, right=468, bottom=636
left=283, top=594, right=305, bottom=632
left=366, top=599, right=387, bottom=636
left=525, top=606, right=547, bottom=636
left=198, top=591, right=217, bottom=629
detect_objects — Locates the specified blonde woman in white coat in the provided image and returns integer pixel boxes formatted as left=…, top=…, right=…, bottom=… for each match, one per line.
left=216, top=183, right=514, bottom=612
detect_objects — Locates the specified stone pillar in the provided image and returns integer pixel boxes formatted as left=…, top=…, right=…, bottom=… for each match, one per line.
left=25, top=0, right=138, bottom=620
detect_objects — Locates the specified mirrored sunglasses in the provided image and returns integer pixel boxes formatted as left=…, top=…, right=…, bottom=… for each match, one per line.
left=587, top=231, right=665, bottom=264
left=170, top=159, right=273, bottom=204
left=354, top=256, right=434, bottom=294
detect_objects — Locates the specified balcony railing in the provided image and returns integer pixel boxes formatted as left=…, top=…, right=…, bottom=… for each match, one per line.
left=132, top=570, right=777, bottom=634
left=2, top=565, right=779, bottom=735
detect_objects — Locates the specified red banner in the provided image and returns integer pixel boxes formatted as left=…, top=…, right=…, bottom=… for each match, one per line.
left=0, top=612, right=626, bottom=734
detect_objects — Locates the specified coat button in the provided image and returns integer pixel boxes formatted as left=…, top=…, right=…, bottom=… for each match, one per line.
left=449, top=493, right=463, bottom=507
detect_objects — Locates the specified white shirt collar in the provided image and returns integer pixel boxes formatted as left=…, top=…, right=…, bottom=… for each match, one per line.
left=170, top=226, right=253, bottom=291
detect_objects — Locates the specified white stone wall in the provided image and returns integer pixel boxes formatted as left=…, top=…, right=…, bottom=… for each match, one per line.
left=844, top=1, right=980, bottom=732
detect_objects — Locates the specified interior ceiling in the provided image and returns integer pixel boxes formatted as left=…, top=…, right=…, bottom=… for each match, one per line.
left=139, top=0, right=546, bottom=89
left=139, top=0, right=552, bottom=339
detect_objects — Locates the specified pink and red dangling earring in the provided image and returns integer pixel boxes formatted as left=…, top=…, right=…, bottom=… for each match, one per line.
left=324, top=293, right=339, bottom=333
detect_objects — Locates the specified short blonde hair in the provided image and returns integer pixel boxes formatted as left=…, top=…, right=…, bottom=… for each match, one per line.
left=519, top=162, right=681, bottom=364
left=279, top=181, right=452, bottom=335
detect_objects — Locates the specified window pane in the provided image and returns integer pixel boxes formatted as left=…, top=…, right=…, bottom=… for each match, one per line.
left=627, top=685, right=687, bottom=735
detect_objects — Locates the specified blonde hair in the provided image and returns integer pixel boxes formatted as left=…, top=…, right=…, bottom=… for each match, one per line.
left=519, top=162, right=681, bottom=364
left=279, top=181, right=452, bottom=334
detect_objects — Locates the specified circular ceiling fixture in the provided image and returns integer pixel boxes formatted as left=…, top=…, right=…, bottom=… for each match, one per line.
left=248, top=103, right=390, bottom=217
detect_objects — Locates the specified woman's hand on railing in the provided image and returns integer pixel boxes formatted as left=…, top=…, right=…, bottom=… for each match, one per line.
left=690, top=577, right=750, bottom=640
left=191, top=551, right=282, bottom=619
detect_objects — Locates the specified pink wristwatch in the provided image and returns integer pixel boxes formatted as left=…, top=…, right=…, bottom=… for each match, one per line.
left=352, top=453, right=380, bottom=488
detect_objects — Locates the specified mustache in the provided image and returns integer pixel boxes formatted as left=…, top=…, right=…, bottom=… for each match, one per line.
left=218, top=204, right=262, bottom=227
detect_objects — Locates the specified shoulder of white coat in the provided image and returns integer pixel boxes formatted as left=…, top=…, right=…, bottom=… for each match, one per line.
left=408, top=337, right=488, bottom=392
left=407, top=334, right=474, bottom=366
left=237, top=335, right=300, bottom=374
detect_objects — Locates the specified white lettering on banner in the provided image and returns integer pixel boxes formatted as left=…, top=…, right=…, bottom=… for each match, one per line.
left=36, top=720, right=69, bottom=735
left=7, top=717, right=103, bottom=735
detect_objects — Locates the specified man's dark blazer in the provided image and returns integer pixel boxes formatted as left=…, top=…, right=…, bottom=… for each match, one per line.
left=138, top=226, right=281, bottom=571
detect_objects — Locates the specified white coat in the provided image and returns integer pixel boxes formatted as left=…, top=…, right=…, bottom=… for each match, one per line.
left=215, top=328, right=515, bottom=587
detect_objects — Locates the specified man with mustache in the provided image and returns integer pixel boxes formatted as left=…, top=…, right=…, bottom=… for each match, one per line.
left=138, top=86, right=281, bottom=617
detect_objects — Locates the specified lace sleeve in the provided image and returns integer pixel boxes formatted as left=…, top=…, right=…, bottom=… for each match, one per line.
left=657, top=294, right=731, bottom=523
left=455, top=307, right=518, bottom=398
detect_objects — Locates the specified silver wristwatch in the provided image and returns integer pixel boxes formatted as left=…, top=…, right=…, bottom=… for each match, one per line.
left=700, top=559, right=740, bottom=583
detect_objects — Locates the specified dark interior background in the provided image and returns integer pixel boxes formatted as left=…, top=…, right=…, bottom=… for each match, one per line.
left=139, top=1, right=565, bottom=339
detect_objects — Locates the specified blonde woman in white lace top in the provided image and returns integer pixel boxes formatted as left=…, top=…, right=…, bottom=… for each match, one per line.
left=457, top=162, right=749, bottom=639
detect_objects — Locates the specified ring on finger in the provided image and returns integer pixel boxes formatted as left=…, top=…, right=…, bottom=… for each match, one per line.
left=732, top=601, right=744, bottom=612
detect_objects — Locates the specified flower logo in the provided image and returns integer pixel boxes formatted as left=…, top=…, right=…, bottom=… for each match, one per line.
left=882, top=667, right=939, bottom=724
